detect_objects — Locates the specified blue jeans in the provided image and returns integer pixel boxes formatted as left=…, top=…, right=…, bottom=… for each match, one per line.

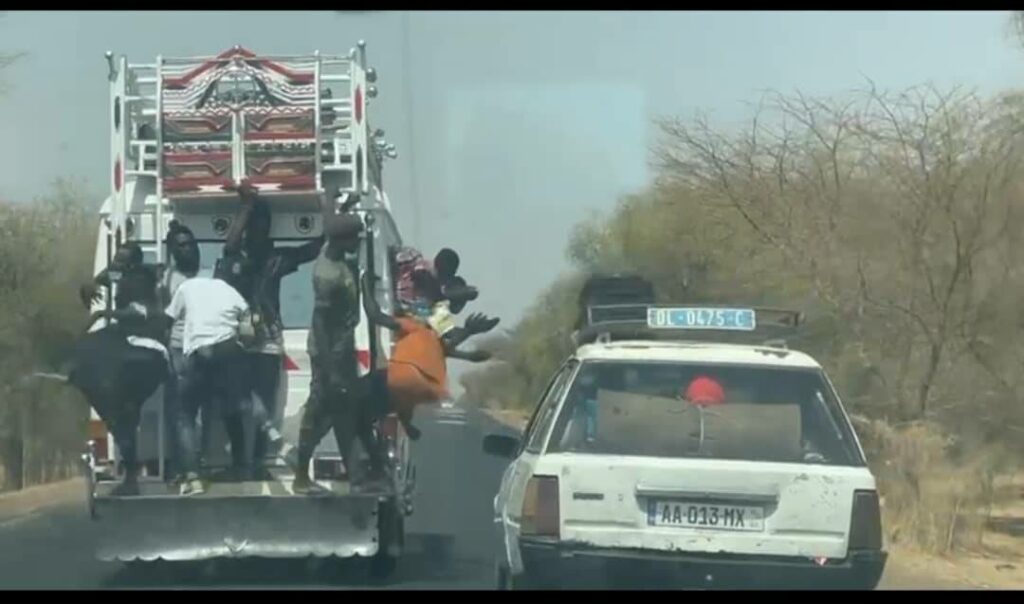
left=583, top=398, right=598, bottom=442
left=248, top=352, right=282, bottom=467
left=175, top=341, right=251, bottom=476
left=162, top=347, right=185, bottom=477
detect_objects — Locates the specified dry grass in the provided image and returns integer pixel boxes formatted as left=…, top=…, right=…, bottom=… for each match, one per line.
left=852, top=415, right=1020, bottom=555
left=0, top=477, right=83, bottom=524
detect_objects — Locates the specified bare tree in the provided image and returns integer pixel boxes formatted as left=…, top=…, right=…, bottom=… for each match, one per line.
left=0, top=180, right=95, bottom=491
left=1012, top=11, right=1024, bottom=49
left=655, top=85, right=1024, bottom=424
left=0, top=13, right=25, bottom=96
left=465, top=83, right=1024, bottom=552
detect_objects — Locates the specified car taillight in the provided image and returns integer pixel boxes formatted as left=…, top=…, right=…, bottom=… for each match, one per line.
left=521, top=476, right=560, bottom=539
left=283, top=354, right=300, bottom=371
left=88, top=420, right=109, bottom=460
left=849, top=490, right=883, bottom=551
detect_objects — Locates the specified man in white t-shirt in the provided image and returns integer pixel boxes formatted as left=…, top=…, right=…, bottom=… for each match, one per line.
left=159, top=221, right=201, bottom=482
left=165, top=275, right=251, bottom=495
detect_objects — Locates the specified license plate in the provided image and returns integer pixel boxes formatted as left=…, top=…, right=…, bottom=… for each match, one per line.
left=646, top=307, right=756, bottom=331
left=647, top=500, right=765, bottom=532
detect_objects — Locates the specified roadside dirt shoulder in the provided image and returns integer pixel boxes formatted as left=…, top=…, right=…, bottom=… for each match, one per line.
left=0, top=478, right=83, bottom=524
left=882, top=548, right=1023, bottom=589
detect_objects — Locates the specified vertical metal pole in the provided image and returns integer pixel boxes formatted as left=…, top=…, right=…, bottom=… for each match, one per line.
left=155, top=55, right=168, bottom=481
left=105, top=230, right=114, bottom=317
left=314, top=50, right=323, bottom=194
left=232, top=112, right=242, bottom=186
left=364, top=212, right=379, bottom=373
left=155, top=55, right=165, bottom=264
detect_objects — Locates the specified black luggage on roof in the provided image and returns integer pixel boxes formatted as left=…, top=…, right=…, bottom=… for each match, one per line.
left=576, top=273, right=656, bottom=329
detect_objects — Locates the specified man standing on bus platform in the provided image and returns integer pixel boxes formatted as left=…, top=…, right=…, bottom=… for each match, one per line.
left=159, top=220, right=201, bottom=481
left=292, top=211, right=366, bottom=494
left=166, top=273, right=253, bottom=495
left=223, top=179, right=324, bottom=479
left=70, top=242, right=169, bottom=497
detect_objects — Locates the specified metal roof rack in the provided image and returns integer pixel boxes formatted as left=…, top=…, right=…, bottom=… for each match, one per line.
left=572, top=303, right=803, bottom=348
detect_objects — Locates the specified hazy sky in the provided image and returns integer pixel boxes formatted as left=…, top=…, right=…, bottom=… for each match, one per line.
left=1, top=11, right=1023, bottom=331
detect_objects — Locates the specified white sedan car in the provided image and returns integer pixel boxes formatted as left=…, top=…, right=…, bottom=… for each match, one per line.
left=484, top=306, right=886, bottom=590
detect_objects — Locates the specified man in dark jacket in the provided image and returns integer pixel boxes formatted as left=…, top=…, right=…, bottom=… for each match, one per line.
left=69, top=242, right=169, bottom=496
left=222, top=179, right=324, bottom=478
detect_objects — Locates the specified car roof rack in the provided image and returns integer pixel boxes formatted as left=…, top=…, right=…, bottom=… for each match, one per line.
left=572, top=303, right=803, bottom=348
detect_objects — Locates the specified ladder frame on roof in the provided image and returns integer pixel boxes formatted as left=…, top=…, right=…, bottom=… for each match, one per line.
left=105, top=43, right=386, bottom=256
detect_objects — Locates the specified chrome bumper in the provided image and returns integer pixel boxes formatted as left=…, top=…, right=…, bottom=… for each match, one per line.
left=91, top=489, right=382, bottom=562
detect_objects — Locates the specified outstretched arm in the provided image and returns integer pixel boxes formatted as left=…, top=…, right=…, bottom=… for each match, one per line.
left=270, top=236, right=325, bottom=282
left=86, top=304, right=173, bottom=333
left=441, top=313, right=500, bottom=353
left=291, top=236, right=325, bottom=266
left=446, top=347, right=492, bottom=363
left=283, top=191, right=355, bottom=271
left=223, top=181, right=258, bottom=256
left=85, top=307, right=131, bottom=332
left=361, top=270, right=401, bottom=331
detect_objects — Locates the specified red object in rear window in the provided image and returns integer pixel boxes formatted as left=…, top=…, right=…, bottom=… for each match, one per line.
left=283, top=355, right=300, bottom=371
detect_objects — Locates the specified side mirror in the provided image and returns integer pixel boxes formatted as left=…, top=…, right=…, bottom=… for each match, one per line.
left=483, top=434, right=519, bottom=459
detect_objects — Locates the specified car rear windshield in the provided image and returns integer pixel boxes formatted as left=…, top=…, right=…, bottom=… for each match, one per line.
left=545, top=360, right=864, bottom=467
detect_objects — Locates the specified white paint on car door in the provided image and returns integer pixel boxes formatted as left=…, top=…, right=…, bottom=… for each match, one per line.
left=499, top=361, right=579, bottom=574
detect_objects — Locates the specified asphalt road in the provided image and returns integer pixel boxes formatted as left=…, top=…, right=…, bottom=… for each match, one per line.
left=0, top=406, right=514, bottom=590
left=0, top=405, right=964, bottom=590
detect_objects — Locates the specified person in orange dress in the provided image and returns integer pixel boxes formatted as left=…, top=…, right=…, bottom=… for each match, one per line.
left=358, top=270, right=498, bottom=441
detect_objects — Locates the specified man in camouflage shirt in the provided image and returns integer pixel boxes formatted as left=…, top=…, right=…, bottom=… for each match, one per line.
left=293, top=212, right=368, bottom=493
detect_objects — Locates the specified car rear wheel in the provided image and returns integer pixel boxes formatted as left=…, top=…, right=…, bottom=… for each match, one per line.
left=496, top=561, right=511, bottom=590
left=496, top=562, right=530, bottom=590
left=369, top=499, right=403, bottom=581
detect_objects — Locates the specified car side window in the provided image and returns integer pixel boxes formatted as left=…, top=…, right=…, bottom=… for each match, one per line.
left=518, top=369, right=564, bottom=454
left=524, top=361, right=579, bottom=454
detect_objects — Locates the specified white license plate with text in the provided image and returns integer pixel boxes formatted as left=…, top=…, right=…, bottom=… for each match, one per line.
left=647, top=500, right=765, bottom=532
